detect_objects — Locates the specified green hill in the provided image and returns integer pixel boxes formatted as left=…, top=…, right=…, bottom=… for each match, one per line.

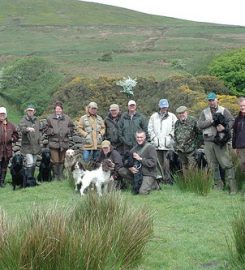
left=0, top=0, right=244, bottom=119
left=0, top=0, right=244, bottom=80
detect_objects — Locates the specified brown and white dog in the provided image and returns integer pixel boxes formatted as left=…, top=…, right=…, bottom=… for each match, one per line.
left=78, top=159, right=115, bottom=196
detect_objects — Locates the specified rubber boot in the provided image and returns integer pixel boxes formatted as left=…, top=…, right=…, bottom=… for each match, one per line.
left=25, top=167, right=36, bottom=187
left=0, top=170, right=4, bottom=188
left=52, top=164, right=60, bottom=181
left=214, top=179, right=224, bottom=190
left=58, top=163, right=64, bottom=180
left=225, top=167, right=237, bottom=195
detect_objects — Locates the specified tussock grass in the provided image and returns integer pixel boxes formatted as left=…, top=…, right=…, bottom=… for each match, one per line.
left=0, top=193, right=153, bottom=270
left=228, top=208, right=245, bottom=269
left=175, top=168, right=213, bottom=196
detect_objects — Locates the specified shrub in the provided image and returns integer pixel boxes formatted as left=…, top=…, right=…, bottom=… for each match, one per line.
left=0, top=193, right=153, bottom=270
left=175, top=168, right=213, bottom=196
left=0, top=57, right=63, bottom=115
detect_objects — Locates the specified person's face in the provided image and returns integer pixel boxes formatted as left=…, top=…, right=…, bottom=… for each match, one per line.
left=160, top=107, right=168, bottom=113
left=177, top=111, right=188, bottom=121
left=128, top=104, right=136, bottom=113
left=89, top=107, right=97, bottom=115
left=0, top=113, right=6, bottom=122
left=102, top=147, right=110, bottom=155
left=208, top=98, right=218, bottom=108
left=110, top=109, right=119, bottom=118
left=26, top=109, right=35, bottom=117
left=240, top=100, right=245, bottom=114
left=55, top=106, right=63, bottom=115
left=136, top=132, right=146, bottom=145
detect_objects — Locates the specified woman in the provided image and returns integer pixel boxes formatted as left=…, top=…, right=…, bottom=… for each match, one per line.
left=0, top=107, right=19, bottom=187
left=46, top=101, right=74, bottom=180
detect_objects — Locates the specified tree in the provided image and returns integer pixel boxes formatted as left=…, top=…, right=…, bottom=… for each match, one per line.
left=208, top=48, right=245, bottom=96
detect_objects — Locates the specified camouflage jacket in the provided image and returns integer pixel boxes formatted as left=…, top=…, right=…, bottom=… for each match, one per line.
left=174, top=116, right=200, bottom=154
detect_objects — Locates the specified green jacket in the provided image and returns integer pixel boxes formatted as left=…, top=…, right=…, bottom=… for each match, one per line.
left=174, top=116, right=200, bottom=154
left=118, top=111, right=148, bottom=148
left=19, top=115, right=41, bottom=155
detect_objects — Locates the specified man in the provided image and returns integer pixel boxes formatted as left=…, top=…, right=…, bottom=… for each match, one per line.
left=198, top=92, right=236, bottom=193
left=174, top=106, right=200, bottom=176
left=148, top=99, right=177, bottom=183
left=104, top=104, right=123, bottom=154
left=232, top=97, right=245, bottom=174
left=119, top=130, right=159, bottom=195
left=19, top=104, right=41, bottom=185
left=46, top=101, right=74, bottom=180
left=78, top=101, right=105, bottom=163
left=0, top=107, right=19, bottom=187
left=118, top=100, right=148, bottom=155
left=96, top=140, right=123, bottom=189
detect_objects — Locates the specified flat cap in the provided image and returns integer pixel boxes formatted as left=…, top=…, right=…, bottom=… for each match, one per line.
left=176, top=106, right=187, bottom=113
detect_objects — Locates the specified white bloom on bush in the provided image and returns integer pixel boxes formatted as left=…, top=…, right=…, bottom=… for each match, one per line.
left=116, top=76, right=137, bottom=97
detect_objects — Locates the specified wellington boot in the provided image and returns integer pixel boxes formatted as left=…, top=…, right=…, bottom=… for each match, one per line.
left=214, top=179, right=224, bottom=190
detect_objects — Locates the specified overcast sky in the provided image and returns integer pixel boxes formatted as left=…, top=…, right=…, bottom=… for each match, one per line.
left=80, top=0, right=245, bottom=26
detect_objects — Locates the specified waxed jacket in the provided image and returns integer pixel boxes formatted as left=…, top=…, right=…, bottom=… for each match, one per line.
left=19, top=115, right=41, bottom=155
left=0, top=119, right=19, bottom=160
left=104, top=112, right=122, bottom=148
left=130, top=142, right=157, bottom=178
left=78, top=113, right=105, bottom=150
left=232, top=112, right=245, bottom=149
left=118, top=111, right=148, bottom=148
left=46, top=113, right=74, bottom=150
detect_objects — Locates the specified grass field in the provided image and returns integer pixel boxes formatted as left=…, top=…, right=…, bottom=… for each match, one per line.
left=0, top=178, right=244, bottom=270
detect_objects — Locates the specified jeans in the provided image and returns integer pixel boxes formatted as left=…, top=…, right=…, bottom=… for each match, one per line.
left=83, top=150, right=100, bottom=162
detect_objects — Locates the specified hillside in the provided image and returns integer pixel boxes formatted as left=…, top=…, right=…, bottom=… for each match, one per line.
left=0, top=0, right=244, bottom=80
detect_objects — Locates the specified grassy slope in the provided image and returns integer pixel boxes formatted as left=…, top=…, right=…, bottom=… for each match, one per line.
left=0, top=180, right=242, bottom=270
left=0, top=0, right=244, bottom=80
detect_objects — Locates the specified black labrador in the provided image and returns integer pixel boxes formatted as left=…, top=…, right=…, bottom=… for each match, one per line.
left=10, top=153, right=25, bottom=190
left=37, top=148, right=53, bottom=181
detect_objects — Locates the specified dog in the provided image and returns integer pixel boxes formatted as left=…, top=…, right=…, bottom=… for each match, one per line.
left=10, top=153, right=25, bottom=190
left=213, top=113, right=231, bottom=147
left=71, top=161, right=85, bottom=191
left=64, top=149, right=78, bottom=179
left=78, top=159, right=115, bottom=196
left=37, top=148, right=52, bottom=182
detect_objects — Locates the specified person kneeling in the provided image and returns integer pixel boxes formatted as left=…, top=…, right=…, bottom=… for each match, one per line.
left=119, top=130, right=159, bottom=195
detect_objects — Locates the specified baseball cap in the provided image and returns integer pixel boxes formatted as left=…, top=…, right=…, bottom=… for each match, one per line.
left=109, top=104, right=119, bottom=111
left=128, top=100, right=136, bottom=106
left=207, top=92, right=217, bottom=100
left=159, top=99, right=169, bottom=108
left=88, top=102, right=98, bottom=109
left=0, top=107, right=7, bottom=117
left=26, top=104, right=35, bottom=111
left=101, top=140, right=111, bottom=148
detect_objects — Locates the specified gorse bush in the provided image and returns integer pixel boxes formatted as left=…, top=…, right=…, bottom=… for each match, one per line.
left=175, top=168, right=213, bottom=196
left=0, top=193, right=153, bottom=270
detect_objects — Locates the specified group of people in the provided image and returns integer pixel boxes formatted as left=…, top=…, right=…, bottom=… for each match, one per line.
left=0, top=92, right=244, bottom=195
